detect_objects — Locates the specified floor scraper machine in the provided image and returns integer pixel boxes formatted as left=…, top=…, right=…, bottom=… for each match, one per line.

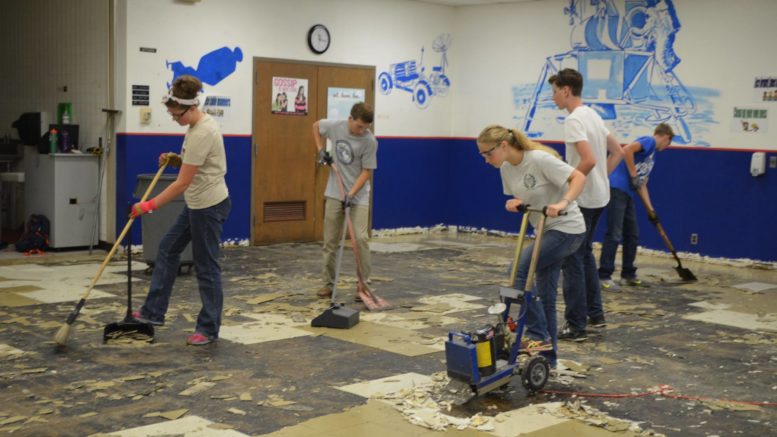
left=445, top=205, right=553, bottom=400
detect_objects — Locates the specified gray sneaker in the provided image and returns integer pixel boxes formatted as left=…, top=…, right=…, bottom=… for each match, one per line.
left=620, top=277, right=645, bottom=287
left=600, top=278, right=620, bottom=291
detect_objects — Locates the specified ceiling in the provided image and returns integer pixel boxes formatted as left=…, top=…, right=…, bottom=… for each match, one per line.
left=409, top=0, right=539, bottom=6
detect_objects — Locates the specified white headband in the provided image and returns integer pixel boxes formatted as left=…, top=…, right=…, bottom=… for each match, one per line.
left=162, top=88, right=199, bottom=106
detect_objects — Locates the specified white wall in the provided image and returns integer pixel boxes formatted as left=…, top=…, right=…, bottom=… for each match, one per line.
left=453, top=0, right=777, bottom=150
left=119, top=0, right=456, bottom=137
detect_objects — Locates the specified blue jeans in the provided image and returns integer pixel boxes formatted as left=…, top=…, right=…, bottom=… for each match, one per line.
left=599, top=188, right=639, bottom=280
left=140, top=197, right=231, bottom=339
left=562, top=207, right=604, bottom=331
left=517, top=230, right=584, bottom=368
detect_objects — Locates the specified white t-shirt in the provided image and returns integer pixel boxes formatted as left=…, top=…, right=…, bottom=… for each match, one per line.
left=564, top=105, right=610, bottom=208
left=501, top=150, right=585, bottom=234
left=181, top=113, right=229, bottom=209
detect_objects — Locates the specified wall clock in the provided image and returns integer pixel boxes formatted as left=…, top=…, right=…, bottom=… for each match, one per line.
left=307, top=24, right=330, bottom=54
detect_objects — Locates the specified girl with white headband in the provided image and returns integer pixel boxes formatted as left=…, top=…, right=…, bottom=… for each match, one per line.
left=131, top=74, right=231, bottom=346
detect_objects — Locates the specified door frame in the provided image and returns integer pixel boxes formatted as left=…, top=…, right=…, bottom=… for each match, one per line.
left=250, top=57, right=376, bottom=245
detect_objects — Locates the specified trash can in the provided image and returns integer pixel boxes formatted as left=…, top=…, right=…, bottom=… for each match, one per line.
left=134, top=174, right=193, bottom=275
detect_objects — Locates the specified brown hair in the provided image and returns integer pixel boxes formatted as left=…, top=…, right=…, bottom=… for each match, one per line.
left=350, top=102, right=374, bottom=124
left=654, top=122, right=675, bottom=140
left=548, top=68, right=583, bottom=97
left=477, top=125, right=561, bottom=159
left=166, top=75, right=202, bottom=109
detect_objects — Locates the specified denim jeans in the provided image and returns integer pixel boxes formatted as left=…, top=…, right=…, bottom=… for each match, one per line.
left=517, top=230, right=584, bottom=368
left=140, top=197, right=231, bottom=339
left=599, top=188, right=639, bottom=280
left=562, top=206, right=604, bottom=331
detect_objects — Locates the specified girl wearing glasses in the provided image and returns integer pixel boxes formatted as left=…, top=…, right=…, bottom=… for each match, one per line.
left=131, top=74, right=231, bottom=346
left=476, top=125, right=586, bottom=368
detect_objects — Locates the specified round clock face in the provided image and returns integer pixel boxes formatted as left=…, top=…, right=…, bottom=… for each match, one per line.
left=308, top=24, right=330, bottom=54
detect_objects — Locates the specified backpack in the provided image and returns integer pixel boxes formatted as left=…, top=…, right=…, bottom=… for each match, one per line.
left=15, top=214, right=50, bottom=253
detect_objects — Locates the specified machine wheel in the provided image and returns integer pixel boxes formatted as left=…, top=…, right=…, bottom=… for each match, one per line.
left=378, top=72, right=393, bottom=95
left=413, top=81, right=432, bottom=109
left=521, top=355, right=549, bottom=395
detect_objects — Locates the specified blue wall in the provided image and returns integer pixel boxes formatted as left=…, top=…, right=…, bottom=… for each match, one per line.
left=115, top=134, right=776, bottom=262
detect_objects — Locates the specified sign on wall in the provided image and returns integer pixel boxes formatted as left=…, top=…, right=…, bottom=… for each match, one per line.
left=326, top=87, right=365, bottom=120
left=272, top=77, right=308, bottom=115
left=731, top=107, right=768, bottom=134
left=753, top=76, right=777, bottom=103
left=203, top=95, right=231, bottom=121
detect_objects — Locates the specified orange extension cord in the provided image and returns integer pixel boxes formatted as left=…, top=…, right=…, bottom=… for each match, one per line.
left=542, top=384, right=777, bottom=407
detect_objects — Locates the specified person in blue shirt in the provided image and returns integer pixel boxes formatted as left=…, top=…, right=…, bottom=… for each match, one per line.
left=598, top=123, right=674, bottom=290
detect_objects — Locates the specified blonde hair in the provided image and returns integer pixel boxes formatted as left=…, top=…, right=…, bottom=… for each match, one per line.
left=477, top=125, right=561, bottom=159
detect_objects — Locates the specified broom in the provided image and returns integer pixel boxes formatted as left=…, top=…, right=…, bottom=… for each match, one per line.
left=54, top=162, right=168, bottom=346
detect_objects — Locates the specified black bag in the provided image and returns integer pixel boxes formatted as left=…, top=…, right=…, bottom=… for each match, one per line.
left=16, top=214, right=50, bottom=252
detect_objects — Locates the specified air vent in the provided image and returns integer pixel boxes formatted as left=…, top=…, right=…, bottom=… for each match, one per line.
left=264, top=201, right=306, bottom=222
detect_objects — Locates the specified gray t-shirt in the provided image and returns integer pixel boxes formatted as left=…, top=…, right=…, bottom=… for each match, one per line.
left=319, top=119, right=378, bottom=206
left=500, top=150, right=585, bottom=234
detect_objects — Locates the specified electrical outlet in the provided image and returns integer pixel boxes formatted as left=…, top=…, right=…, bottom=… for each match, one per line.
left=690, top=233, right=699, bottom=245
left=770, top=155, right=777, bottom=169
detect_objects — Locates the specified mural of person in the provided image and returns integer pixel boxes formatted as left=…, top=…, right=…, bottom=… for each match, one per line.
left=131, top=74, right=231, bottom=346
left=599, top=123, right=675, bottom=291
left=295, top=85, right=307, bottom=113
left=548, top=68, right=624, bottom=342
left=312, top=103, right=378, bottom=300
left=476, top=125, right=586, bottom=369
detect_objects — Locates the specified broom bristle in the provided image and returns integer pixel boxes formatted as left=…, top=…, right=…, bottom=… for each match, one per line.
left=54, top=324, right=72, bottom=346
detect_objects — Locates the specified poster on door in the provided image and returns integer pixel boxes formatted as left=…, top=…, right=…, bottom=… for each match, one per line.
left=327, top=87, right=365, bottom=120
left=271, top=76, right=308, bottom=115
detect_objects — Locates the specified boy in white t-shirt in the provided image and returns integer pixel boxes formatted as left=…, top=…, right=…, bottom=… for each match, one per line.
left=548, top=68, right=624, bottom=341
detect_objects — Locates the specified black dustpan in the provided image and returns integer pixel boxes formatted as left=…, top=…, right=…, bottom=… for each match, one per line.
left=104, top=237, right=154, bottom=343
left=311, top=303, right=359, bottom=329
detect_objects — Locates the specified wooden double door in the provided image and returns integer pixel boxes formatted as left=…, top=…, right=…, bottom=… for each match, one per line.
left=252, top=59, right=375, bottom=245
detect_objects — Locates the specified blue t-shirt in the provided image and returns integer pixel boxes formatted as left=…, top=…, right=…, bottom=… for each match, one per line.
left=610, top=136, right=656, bottom=194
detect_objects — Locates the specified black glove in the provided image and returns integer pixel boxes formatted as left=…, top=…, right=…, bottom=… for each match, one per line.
left=647, top=210, right=659, bottom=225
left=317, top=149, right=333, bottom=166
left=629, top=176, right=641, bottom=191
left=342, top=195, right=353, bottom=209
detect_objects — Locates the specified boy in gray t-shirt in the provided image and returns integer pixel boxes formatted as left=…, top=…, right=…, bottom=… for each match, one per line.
left=312, top=103, right=378, bottom=299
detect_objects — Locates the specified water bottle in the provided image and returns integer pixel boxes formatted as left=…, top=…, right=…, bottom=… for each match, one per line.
left=49, top=128, right=58, bottom=154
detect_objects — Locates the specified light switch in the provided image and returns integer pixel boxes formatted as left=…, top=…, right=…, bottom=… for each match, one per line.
left=140, top=107, right=152, bottom=125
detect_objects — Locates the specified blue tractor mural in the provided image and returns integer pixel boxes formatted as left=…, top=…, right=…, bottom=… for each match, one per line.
left=379, top=34, right=451, bottom=109
left=521, top=0, right=697, bottom=143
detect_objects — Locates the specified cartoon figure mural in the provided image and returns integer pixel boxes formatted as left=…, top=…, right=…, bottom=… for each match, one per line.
left=519, top=0, right=709, bottom=144
left=379, top=34, right=451, bottom=109
left=167, top=46, right=243, bottom=88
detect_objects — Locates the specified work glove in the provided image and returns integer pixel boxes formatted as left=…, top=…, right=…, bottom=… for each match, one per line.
left=629, top=176, right=642, bottom=191
left=317, top=149, right=333, bottom=166
left=159, top=152, right=183, bottom=168
left=130, top=199, right=157, bottom=219
left=342, top=194, right=353, bottom=209
left=647, top=210, right=660, bottom=226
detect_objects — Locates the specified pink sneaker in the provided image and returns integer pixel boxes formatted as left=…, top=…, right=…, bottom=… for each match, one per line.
left=186, top=332, right=213, bottom=346
left=131, top=311, right=164, bottom=326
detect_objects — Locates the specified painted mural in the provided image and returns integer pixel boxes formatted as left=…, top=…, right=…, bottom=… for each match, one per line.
left=513, top=0, right=718, bottom=146
left=167, top=46, right=243, bottom=88
left=378, top=34, right=451, bottom=109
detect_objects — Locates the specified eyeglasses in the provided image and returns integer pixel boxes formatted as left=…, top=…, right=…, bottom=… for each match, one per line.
left=168, top=106, right=190, bottom=119
left=480, top=144, right=498, bottom=157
